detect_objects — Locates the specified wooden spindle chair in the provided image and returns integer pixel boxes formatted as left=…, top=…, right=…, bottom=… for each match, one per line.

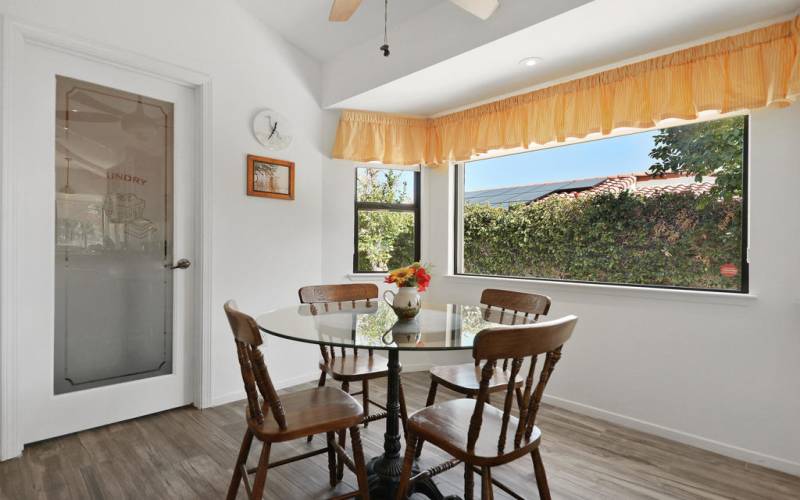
left=224, top=301, right=369, bottom=500
left=299, top=284, right=409, bottom=453
left=396, top=315, right=578, bottom=500
left=416, top=288, right=551, bottom=459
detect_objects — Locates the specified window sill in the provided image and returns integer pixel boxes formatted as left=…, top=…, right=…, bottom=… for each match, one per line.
left=441, top=274, right=758, bottom=306
left=347, top=273, right=385, bottom=282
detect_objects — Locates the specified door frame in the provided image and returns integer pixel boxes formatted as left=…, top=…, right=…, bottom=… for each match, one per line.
left=0, top=17, right=215, bottom=460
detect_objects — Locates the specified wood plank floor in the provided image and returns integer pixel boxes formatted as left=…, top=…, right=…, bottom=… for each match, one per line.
left=1, top=371, right=798, bottom=500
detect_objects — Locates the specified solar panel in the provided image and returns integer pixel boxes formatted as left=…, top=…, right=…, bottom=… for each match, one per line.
left=510, top=186, right=547, bottom=196
left=483, top=194, right=515, bottom=204
left=464, top=176, right=609, bottom=206
left=562, top=177, right=606, bottom=189
left=506, top=193, right=537, bottom=202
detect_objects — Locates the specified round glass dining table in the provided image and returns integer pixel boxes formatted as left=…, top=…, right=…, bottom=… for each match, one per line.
left=256, top=300, right=531, bottom=500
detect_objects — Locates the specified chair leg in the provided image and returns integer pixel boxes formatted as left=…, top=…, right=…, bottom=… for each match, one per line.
left=399, top=380, right=409, bottom=437
left=350, top=426, right=370, bottom=500
left=425, top=380, right=438, bottom=407
left=250, top=441, right=272, bottom=500
left=415, top=380, right=438, bottom=458
left=226, top=429, right=254, bottom=500
left=395, top=431, right=417, bottom=500
left=480, top=466, right=494, bottom=500
left=336, top=380, right=350, bottom=480
left=464, top=462, right=474, bottom=500
left=362, top=379, right=370, bottom=428
left=531, top=448, right=551, bottom=500
left=326, top=431, right=338, bottom=487
left=335, top=428, right=346, bottom=481
left=308, top=371, right=328, bottom=443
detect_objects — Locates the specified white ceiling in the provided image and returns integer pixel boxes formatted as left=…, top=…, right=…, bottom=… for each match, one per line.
left=333, top=0, right=800, bottom=116
left=238, top=0, right=445, bottom=61
left=239, top=0, right=593, bottom=108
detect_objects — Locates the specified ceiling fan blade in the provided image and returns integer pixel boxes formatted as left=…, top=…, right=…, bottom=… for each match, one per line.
left=329, top=0, right=363, bottom=22
left=449, top=0, right=499, bottom=20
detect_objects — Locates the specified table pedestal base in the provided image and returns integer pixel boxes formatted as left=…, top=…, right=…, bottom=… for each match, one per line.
left=366, top=349, right=457, bottom=499
left=367, top=456, right=456, bottom=500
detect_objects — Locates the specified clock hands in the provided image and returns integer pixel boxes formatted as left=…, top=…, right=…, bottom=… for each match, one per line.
left=267, top=120, right=278, bottom=141
left=255, top=111, right=291, bottom=149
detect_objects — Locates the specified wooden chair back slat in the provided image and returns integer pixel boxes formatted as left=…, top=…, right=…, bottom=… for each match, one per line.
left=467, top=361, right=496, bottom=452
left=468, top=315, right=578, bottom=454
left=224, top=300, right=287, bottom=430
left=480, top=289, right=552, bottom=371
left=497, top=357, right=522, bottom=452
left=299, top=284, right=379, bottom=360
left=299, top=283, right=379, bottom=304
left=480, top=288, right=551, bottom=317
left=514, top=356, right=538, bottom=447
left=523, top=348, right=561, bottom=440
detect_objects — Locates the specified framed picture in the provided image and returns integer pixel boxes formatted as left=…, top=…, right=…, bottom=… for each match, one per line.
left=246, top=155, right=295, bottom=200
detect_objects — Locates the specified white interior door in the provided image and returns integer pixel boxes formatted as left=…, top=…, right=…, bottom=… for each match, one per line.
left=14, top=41, right=195, bottom=444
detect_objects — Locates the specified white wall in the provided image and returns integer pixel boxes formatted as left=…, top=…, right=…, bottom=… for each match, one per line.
left=321, top=105, right=800, bottom=475
left=0, top=0, right=325, bottom=407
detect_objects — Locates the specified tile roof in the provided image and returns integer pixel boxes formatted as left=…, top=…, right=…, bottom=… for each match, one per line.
left=466, top=173, right=715, bottom=207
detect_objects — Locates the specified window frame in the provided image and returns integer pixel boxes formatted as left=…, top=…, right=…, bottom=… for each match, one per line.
left=353, top=166, right=422, bottom=274
left=453, top=117, right=750, bottom=294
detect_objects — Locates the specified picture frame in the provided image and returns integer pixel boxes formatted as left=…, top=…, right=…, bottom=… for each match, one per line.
left=246, top=154, right=295, bottom=200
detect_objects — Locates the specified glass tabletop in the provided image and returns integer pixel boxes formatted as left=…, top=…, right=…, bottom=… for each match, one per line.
left=256, top=301, right=533, bottom=351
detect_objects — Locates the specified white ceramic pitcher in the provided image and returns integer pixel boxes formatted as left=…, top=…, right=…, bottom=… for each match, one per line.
left=383, top=286, right=421, bottom=320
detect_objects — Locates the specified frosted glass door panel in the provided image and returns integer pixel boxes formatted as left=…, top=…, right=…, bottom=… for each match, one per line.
left=54, top=76, right=174, bottom=394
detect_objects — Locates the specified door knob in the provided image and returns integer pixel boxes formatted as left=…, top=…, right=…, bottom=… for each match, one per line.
left=167, top=258, right=191, bottom=270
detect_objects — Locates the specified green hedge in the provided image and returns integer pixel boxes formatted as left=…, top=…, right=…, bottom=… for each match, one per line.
left=463, top=191, right=743, bottom=290
left=356, top=210, right=415, bottom=272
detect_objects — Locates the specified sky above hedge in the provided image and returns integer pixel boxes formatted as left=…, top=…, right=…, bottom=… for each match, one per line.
left=465, top=129, right=658, bottom=191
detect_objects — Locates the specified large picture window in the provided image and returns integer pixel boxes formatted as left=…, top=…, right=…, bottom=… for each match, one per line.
left=354, top=167, right=420, bottom=273
left=455, top=115, right=748, bottom=292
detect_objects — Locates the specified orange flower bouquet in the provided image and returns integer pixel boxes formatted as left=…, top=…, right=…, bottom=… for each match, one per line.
left=384, top=262, right=431, bottom=292
left=383, top=263, right=431, bottom=320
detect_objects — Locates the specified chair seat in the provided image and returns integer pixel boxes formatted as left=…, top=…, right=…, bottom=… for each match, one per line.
left=248, top=386, right=363, bottom=442
left=430, top=362, right=523, bottom=394
left=321, top=353, right=395, bottom=380
left=409, top=399, right=541, bottom=466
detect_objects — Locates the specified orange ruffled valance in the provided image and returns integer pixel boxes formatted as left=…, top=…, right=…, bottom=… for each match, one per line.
left=332, top=15, right=800, bottom=166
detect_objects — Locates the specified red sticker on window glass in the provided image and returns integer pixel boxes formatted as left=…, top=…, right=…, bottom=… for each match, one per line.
left=720, top=263, right=738, bottom=278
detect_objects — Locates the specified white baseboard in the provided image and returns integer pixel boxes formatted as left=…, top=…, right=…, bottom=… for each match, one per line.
left=208, top=390, right=246, bottom=408
left=542, top=394, right=800, bottom=477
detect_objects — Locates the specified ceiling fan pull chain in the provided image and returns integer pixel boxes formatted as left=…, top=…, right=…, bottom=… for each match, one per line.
left=380, top=0, right=390, bottom=57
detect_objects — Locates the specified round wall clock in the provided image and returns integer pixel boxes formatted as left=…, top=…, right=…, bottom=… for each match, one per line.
left=253, top=108, right=293, bottom=151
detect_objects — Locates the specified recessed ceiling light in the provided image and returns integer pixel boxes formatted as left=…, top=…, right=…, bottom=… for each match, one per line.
left=519, top=57, right=542, bottom=67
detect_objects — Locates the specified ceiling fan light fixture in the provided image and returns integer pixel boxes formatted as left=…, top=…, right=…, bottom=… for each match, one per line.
left=380, top=0, right=390, bottom=58
left=519, top=56, right=542, bottom=67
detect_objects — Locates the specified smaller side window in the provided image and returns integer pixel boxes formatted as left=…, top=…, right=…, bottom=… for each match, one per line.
left=354, top=167, right=421, bottom=272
